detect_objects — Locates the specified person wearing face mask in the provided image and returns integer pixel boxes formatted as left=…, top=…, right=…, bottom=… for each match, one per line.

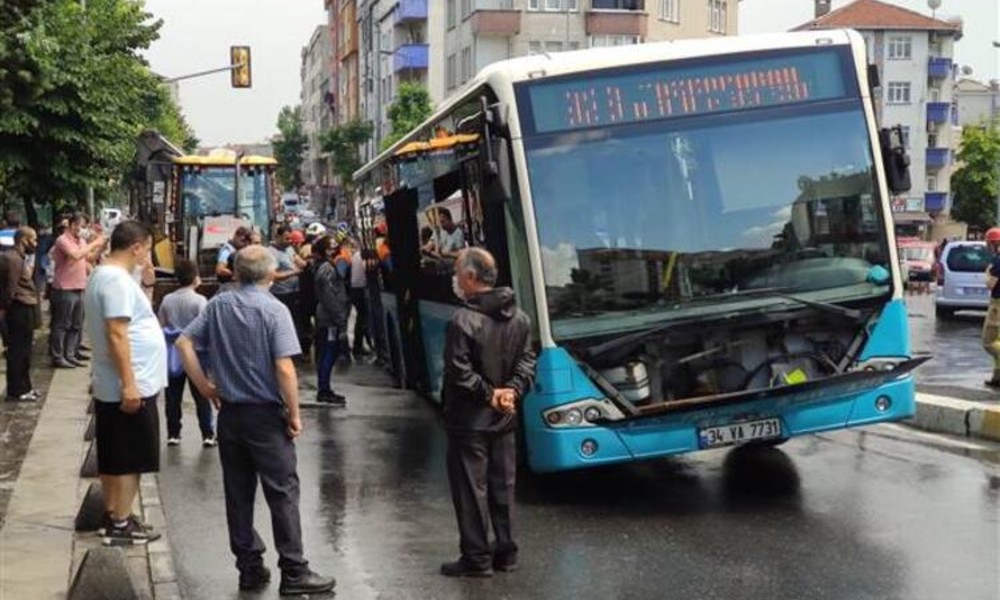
left=0, top=227, right=41, bottom=402
left=83, top=220, right=166, bottom=546
left=50, top=212, right=106, bottom=368
left=440, top=248, right=537, bottom=578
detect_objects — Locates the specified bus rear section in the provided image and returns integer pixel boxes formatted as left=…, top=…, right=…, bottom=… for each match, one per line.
left=514, top=35, right=922, bottom=472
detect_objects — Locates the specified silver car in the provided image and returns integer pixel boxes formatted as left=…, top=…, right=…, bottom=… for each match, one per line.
left=935, top=241, right=992, bottom=319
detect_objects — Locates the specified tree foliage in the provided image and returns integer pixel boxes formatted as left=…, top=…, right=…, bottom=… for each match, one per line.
left=380, top=82, right=433, bottom=151
left=272, top=105, right=306, bottom=191
left=0, top=0, right=195, bottom=225
left=951, top=121, right=1000, bottom=231
left=321, top=119, right=373, bottom=188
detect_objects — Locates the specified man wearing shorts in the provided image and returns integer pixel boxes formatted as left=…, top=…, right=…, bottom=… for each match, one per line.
left=84, top=220, right=166, bottom=546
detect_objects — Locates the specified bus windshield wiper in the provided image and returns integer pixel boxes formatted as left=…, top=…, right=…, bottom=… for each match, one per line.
left=583, top=288, right=861, bottom=361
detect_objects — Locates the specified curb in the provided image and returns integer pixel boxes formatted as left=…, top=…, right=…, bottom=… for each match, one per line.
left=910, top=393, right=1000, bottom=442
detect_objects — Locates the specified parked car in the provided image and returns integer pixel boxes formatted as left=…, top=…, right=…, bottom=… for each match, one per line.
left=899, top=239, right=935, bottom=292
left=935, top=240, right=992, bottom=319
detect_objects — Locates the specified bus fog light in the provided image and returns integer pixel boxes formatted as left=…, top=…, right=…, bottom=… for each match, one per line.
left=875, top=395, right=892, bottom=413
left=581, top=439, right=598, bottom=456
left=584, top=407, right=602, bottom=422
left=564, top=408, right=583, bottom=426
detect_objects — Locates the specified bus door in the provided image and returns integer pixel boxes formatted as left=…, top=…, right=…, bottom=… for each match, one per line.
left=383, top=186, right=430, bottom=393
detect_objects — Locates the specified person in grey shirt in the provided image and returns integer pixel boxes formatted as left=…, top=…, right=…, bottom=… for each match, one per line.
left=175, top=245, right=334, bottom=596
left=268, top=224, right=309, bottom=355
left=158, top=258, right=213, bottom=447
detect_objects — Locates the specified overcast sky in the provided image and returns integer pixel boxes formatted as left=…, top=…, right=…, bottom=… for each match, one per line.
left=143, top=0, right=998, bottom=147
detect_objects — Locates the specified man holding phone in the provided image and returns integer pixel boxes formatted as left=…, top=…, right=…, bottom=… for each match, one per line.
left=175, top=245, right=335, bottom=596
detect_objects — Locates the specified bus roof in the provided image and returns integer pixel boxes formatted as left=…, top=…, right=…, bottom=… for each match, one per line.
left=173, top=155, right=278, bottom=167
left=354, top=29, right=861, bottom=181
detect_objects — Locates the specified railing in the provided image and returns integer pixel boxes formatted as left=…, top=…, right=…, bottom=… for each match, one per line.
left=394, top=0, right=428, bottom=25
left=591, top=0, right=644, bottom=10
left=926, top=102, right=950, bottom=124
left=925, top=147, right=950, bottom=169
left=927, top=57, right=952, bottom=79
left=924, top=192, right=948, bottom=212
left=393, top=44, right=429, bottom=72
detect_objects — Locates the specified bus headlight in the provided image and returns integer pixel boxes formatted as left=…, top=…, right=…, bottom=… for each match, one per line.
left=542, top=400, right=624, bottom=428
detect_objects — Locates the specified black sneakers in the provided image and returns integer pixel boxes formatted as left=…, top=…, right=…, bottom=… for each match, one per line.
left=440, top=559, right=493, bottom=578
left=239, top=566, right=271, bottom=591
left=316, top=391, right=347, bottom=407
left=102, top=516, right=161, bottom=546
left=493, top=554, right=518, bottom=573
left=278, top=569, right=336, bottom=596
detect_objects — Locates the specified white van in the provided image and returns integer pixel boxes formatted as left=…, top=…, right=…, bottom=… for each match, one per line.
left=935, top=241, right=992, bottom=319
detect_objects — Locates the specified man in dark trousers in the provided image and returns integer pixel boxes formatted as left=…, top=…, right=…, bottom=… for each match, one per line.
left=440, top=247, right=537, bottom=578
left=175, top=245, right=335, bottom=596
left=0, top=227, right=40, bottom=402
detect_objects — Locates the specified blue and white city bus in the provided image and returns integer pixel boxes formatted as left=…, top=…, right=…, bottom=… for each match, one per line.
left=354, top=30, right=925, bottom=473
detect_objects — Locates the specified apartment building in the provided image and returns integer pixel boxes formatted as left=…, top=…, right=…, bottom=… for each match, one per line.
left=346, top=0, right=737, bottom=163
left=796, top=0, right=963, bottom=231
left=954, top=78, right=1000, bottom=127
left=300, top=25, right=334, bottom=193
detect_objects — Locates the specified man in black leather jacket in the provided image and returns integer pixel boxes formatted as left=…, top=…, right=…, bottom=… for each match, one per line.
left=440, top=248, right=536, bottom=578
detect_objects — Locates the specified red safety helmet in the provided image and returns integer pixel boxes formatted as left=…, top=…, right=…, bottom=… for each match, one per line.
left=986, top=227, right=1000, bottom=243
left=289, top=230, right=305, bottom=245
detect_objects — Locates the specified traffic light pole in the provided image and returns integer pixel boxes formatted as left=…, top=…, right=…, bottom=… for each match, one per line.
left=162, top=63, right=244, bottom=84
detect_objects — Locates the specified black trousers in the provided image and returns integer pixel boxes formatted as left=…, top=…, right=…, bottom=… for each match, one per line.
left=5, top=302, right=35, bottom=397
left=217, top=404, right=308, bottom=576
left=274, top=292, right=311, bottom=358
left=349, top=287, right=370, bottom=354
left=164, top=374, right=214, bottom=439
left=446, top=430, right=518, bottom=568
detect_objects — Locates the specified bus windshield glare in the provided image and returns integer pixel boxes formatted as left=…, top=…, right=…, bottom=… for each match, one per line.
left=519, top=48, right=890, bottom=339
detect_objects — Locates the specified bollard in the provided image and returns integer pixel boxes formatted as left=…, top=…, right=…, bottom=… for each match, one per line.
left=74, top=481, right=106, bottom=532
left=80, top=441, right=98, bottom=478
left=68, top=547, right=142, bottom=600
left=84, top=414, right=95, bottom=442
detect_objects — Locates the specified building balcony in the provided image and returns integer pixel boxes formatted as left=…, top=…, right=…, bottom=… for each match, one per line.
left=927, top=57, right=952, bottom=79
left=924, top=191, right=948, bottom=212
left=393, top=44, right=429, bottom=73
left=925, top=147, right=950, bottom=170
left=471, top=2, right=521, bottom=36
left=591, top=0, right=645, bottom=9
left=394, top=0, right=427, bottom=26
left=586, top=6, right=648, bottom=37
left=926, top=102, right=950, bottom=125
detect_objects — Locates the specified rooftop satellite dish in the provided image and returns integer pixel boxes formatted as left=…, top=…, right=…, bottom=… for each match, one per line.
left=927, top=0, right=941, bottom=10
left=961, top=65, right=973, bottom=76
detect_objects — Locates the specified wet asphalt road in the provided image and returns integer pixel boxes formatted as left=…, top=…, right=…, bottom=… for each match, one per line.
left=159, top=362, right=1000, bottom=600
left=907, top=292, right=998, bottom=402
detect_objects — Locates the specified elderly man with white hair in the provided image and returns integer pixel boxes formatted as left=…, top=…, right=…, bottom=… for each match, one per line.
left=176, top=245, right=335, bottom=596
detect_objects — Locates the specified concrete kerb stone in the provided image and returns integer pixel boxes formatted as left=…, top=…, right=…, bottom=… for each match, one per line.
left=75, top=480, right=106, bottom=532
left=68, top=547, right=144, bottom=600
left=910, top=393, right=1000, bottom=441
left=80, top=440, right=99, bottom=478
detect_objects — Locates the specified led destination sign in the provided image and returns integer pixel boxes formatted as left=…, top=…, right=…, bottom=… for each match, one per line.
left=525, top=50, right=849, bottom=134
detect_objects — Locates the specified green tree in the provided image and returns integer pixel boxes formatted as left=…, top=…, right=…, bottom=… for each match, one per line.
left=143, top=84, right=199, bottom=153
left=321, top=119, right=373, bottom=187
left=272, top=105, right=306, bottom=191
left=951, top=120, right=1000, bottom=231
left=0, top=0, right=167, bottom=226
left=381, top=82, right=433, bottom=151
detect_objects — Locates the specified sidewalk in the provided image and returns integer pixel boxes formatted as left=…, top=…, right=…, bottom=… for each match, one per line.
left=0, top=364, right=178, bottom=600
left=909, top=392, right=1000, bottom=442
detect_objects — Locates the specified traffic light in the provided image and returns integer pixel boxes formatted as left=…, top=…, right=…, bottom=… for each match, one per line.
left=230, top=46, right=252, bottom=88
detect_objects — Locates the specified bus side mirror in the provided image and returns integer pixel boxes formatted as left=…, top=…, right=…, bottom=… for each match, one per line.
left=879, top=126, right=911, bottom=194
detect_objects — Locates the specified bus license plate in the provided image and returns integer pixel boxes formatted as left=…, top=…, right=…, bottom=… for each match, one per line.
left=699, top=418, right=782, bottom=449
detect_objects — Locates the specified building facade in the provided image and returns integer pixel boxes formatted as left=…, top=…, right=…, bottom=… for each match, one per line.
left=300, top=24, right=334, bottom=199
left=795, top=0, right=963, bottom=231
left=954, top=78, right=1000, bottom=127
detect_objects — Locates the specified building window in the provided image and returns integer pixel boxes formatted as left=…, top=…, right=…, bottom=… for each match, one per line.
left=590, top=35, right=641, bottom=47
left=530, top=0, right=578, bottom=10
left=926, top=176, right=937, bottom=192
left=447, top=54, right=457, bottom=90
left=899, top=125, right=910, bottom=148
left=528, top=41, right=542, bottom=54
left=461, top=46, right=472, bottom=83
left=545, top=41, right=563, bottom=53
left=886, top=82, right=911, bottom=104
left=592, top=0, right=640, bottom=8
left=707, top=0, right=726, bottom=33
left=887, top=36, right=912, bottom=60
left=659, top=0, right=680, bottom=23
left=461, top=0, right=472, bottom=18
left=447, top=0, right=456, bottom=28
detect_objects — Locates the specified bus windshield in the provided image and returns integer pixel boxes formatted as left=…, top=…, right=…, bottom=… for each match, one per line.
left=520, top=52, right=889, bottom=339
left=181, top=167, right=271, bottom=232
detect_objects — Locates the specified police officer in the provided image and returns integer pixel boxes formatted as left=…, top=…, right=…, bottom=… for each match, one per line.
left=440, top=248, right=536, bottom=578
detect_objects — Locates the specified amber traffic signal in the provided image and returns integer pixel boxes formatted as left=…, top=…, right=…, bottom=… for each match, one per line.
left=230, top=46, right=252, bottom=88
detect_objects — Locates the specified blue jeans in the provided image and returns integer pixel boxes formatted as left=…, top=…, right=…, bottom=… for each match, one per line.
left=315, top=327, right=343, bottom=394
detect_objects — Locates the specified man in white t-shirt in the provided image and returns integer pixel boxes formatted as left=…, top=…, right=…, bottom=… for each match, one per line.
left=435, top=208, right=466, bottom=260
left=84, top=220, right=167, bottom=546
